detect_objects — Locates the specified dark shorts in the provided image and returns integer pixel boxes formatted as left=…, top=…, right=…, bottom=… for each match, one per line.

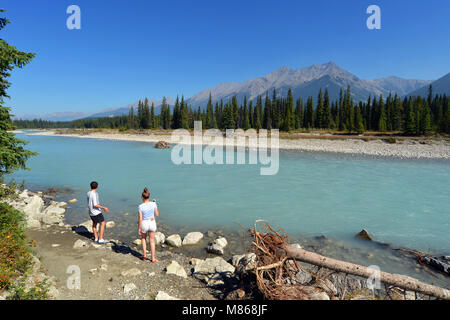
left=90, top=213, right=105, bottom=224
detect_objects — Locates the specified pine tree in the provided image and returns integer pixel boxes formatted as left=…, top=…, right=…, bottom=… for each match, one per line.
left=323, top=88, right=331, bottom=129
left=254, top=96, right=262, bottom=130
left=150, top=103, right=155, bottom=129
left=263, top=92, right=272, bottom=129
left=248, top=101, right=254, bottom=129
left=172, top=96, right=180, bottom=129
left=128, top=106, right=135, bottom=129
left=419, top=101, right=432, bottom=135
left=305, top=96, right=314, bottom=129
left=354, top=104, right=365, bottom=133
left=295, top=98, right=303, bottom=129
left=282, top=88, right=294, bottom=131
left=223, top=103, right=235, bottom=129
left=338, top=88, right=344, bottom=131
left=315, top=88, right=324, bottom=128
left=180, top=96, right=189, bottom=129
left=243, top=104, right=250, bottom=130
left=206, top=92, right=214, bottom=129
left=378, top=95, right=387, bottom=132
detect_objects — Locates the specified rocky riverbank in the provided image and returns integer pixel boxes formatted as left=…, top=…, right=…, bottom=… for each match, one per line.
left=27, top=129, right=450, bottom=160
left=1, top=188, right=444, bottom=300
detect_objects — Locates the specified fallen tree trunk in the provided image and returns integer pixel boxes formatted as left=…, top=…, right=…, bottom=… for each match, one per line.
left=284, top=244, right=450, bottom=300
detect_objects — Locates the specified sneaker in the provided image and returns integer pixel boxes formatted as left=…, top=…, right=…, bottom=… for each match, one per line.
left=94, top=238, right=99, bottom=243
left=98, top=239, right=106, bottom=244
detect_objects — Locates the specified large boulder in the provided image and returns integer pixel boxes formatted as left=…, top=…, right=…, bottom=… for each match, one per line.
left=155, top=232, right=165, bottom=245
left=42, top=215, right=61, bottom=225
left=182, top=232, right=204, bottom=245
left=154, top=141, right=170, bottom=149
left=43, top=205, right=66, bottom=216
left=26, top=219, right=41, bottom=229
left=206, top=237, right=228, bottom=255
left=193, top=257, right=235, bottom=285
left=165, top=260, right=187, bottom=278
left=166, top=234, right=182, bottom=248
left=22, top=195, right=44, bottom=220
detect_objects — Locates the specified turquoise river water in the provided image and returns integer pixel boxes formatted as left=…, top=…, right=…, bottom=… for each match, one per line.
left=8, top=132, right=450, bottom=288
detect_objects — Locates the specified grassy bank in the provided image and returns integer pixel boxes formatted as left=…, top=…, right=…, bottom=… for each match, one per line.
left=0, top=183, right=48, bottom=299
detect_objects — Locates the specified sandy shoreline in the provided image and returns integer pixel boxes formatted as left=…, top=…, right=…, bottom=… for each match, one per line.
left=26, top=130, right=450, bottom=160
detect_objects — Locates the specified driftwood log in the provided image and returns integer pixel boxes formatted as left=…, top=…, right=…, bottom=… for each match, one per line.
left=249, top=220, right=450, bottom=300
left=284, top=243, right=450, bottom=300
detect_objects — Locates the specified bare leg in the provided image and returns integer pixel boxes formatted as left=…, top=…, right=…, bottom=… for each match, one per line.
left=99, top=221, right=106, bottom=240
left=92, top=222, right=98, bottom=240
left=141, top=233, right=147, bottom=258
left=149, top=232, right=158, bottom=262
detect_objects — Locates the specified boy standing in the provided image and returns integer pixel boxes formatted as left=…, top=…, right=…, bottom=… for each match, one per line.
left=87, top=181, right=109, bottom=243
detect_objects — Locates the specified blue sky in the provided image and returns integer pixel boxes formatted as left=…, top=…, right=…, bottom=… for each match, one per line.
left=2, top=0, right=450, bottom=117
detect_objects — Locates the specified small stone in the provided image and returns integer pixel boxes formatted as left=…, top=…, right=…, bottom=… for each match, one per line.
left=293, top=270, right=313, bottom=285
left=165, top=260, right=187, bottom=278
left=291, top=243, right=302, bottom=249
left=89, top=268, right=98, bottom=274
left=100, top=264, right=108, bottom=271
left=215, top=237, right=228, bottom=248
left=47, top=286, right=60, bottom=299
left=51, top=244, right=60, bottom=248
left=123, top=283, right=137, bottom=294
left=133, top=239, right=142, bottom=246
left=155, top=291, right=179, bottom=300
left=121, top=268, right=142, bottom=277
left=68, top=199, right=77, bottom=203
left=147, top=272, right=155, bottom=277
left=356, top=229, right=374, bottom=241
left=207, top=242, right=224, bottom=255
left=73, top=239, right=88, bottom=249
left=106, top=221, right=115, bottom=229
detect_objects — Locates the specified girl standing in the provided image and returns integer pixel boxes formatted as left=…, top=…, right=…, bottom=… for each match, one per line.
left=138, top=187, right=159, bottom=262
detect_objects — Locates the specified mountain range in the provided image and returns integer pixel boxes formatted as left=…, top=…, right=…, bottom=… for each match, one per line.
left=16, top=62, right=449, bottom=121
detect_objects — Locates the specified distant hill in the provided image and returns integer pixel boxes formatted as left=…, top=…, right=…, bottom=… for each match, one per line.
left=17, top=62, right=437, bottom=121
left=85, top=98, right=175, bottom=119
left=14, top=112, right=88, bottom=122
left=406, top=72, right=450, bottom=97
left=186, top=62, right=432, bottom=107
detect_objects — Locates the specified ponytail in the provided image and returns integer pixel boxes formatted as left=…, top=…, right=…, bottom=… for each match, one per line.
left=142, top=187, right=150, bottom=199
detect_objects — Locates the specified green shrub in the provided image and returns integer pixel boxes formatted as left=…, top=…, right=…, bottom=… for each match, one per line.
left=8, top=278, right=48, bottom=300
left=0, top=202, right=32, bottom=290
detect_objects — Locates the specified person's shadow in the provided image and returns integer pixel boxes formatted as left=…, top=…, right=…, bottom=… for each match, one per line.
left=71, top=225, right=142, bottom=259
